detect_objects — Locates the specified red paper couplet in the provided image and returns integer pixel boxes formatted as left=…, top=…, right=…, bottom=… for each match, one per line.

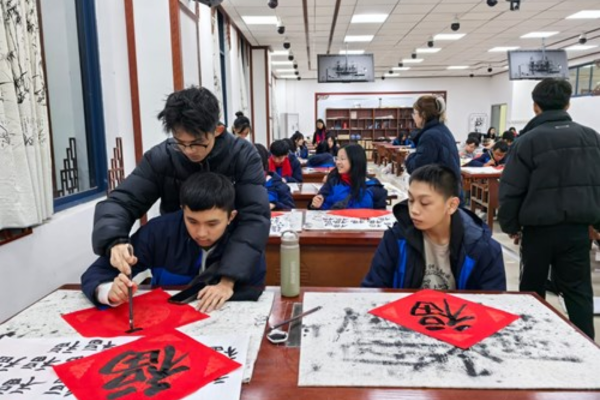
left=271, top=212, right=285, bottom=218
left=53, top=330, right=241, bottom=400
left=62, top=289, right=209, bottom=338
left=369, top=289, right=520, bottom=349
left=327, top=209, right=392, bottom=219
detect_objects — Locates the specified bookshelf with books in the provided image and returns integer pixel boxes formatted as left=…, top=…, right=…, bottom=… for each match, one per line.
left=325, top=107, right=415, bottom=158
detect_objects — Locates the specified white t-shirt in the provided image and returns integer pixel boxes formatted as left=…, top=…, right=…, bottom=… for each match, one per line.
left=420, top=234, right=456, bottom=290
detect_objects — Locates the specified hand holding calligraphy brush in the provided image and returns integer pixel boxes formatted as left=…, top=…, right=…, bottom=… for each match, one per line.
left=125, top=245, right=143, bottom=334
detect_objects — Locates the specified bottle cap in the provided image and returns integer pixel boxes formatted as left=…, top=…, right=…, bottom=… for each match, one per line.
left=281, top=230, right=299, bottom=244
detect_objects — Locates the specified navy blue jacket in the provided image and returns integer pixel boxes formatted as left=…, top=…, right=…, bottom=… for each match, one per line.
left=464, top=149, right=505, bottom=167
left=306, top=153, right=335, bottom=168
left=266, top=172, right=295, bottom=210
left=295, top=145, right=308, bottom=159
left=274, top=154, right=303, bottom=183
left=392, top=138, right=415, bottom=148
left=362, top=201, right=506, bottom=290
left=82, top=211, right=266, bottom=307
left=311, top=174, right=388, bottom=210
left=405, top=120, right=461, bottom=181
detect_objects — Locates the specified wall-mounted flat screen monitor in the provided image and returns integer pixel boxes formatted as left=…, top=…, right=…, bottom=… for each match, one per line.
left=318, top=54, right=375, bottom=83
left=508, top=49, right=568, bottom=80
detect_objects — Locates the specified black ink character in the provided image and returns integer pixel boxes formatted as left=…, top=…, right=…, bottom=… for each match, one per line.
left=0, top=356, right=26, bottom=371
left=410, top=300, right=475, bottom=332
left=0, top=377, right=44, bottom=394
left=99, top=345, right=189, bottom=399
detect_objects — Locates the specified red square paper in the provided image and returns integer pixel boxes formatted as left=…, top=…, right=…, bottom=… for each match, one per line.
left=271, top=211, right=285, bottom=218
left=327, top=209, right=392, bottom=219
left=62, top=289, right=208, bottom=337
left=53, top=330, right=241, bottom=400
left=369, top=289, right=520, bottom=349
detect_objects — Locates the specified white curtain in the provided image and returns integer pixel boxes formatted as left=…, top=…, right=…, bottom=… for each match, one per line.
left=211, top=9, right=224, bottom=119
left=0, top=0, right=52, bottom=230
left=238, top=44, right=249, bottom=116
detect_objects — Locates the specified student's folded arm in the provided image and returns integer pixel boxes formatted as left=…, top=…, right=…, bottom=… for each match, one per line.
left=277, top=186, right=295, bottom=210
left=405, top=133, right=437, bottom=174
left=219, top=149, right=270, bottom=283
left=361, top=230, right=398, bottom=288
left=498, top=143, right=532, bottom=235
left=92, top=151, right=162, bottom=256
left=289, top=157, right=303, bottom=183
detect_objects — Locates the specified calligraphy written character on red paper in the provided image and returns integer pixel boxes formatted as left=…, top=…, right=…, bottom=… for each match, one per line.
left=62, top=289, right=208, bottom=338
left=53, top=330, right=241, bottom=400
left=369, top=289, right=520, bottom=349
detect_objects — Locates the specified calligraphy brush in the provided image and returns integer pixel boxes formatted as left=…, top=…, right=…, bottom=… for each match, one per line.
left=125, top=245, right=143, bottom=334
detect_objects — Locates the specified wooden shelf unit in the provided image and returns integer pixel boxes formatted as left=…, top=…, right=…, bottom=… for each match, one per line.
left=325, top=107, right=415, bottom=158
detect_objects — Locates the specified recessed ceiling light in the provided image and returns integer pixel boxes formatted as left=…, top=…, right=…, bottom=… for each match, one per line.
left=447, top=66, right=469, bottom=70
left=339, top=50, right=365, bottom=55
left=242, top=16, right=278, bottom=25
left=276, top=69, right=295, bottom=73
left=434, top=33, right=466, bottom=41
left=393, top=67, right=411, bottom=71
left=566, top=10, right=600, bottom=19
left=504, top=65, right=509, bottom=69
left=272, top=61, right=294, bottom=65
left=581, top=64, right=594, bottom=68
left=384, top=73, right=400, bottom=77
left=521, top=31, right=559, bottom=39
left=344, top=35, right=374, bottom=42
left=279, top=75, right=297, bottom=79
left=270, top=50, right=289, bottom=56
left=565, top=44, right=598, bottom=51
left=489, top=46, right=520, bottom=52
left=401, top=58, right=423, bottom=63
left=351, top=14, right=388, bottom=23
left=416, top=47, right=441, bottom=53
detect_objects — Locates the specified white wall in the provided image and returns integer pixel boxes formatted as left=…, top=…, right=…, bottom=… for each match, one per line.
left=180, top=8, right=200, bottom=88
left=569, top=96, right=600, bottom=132
left=509, top=80, right=538, bottom=131
left=198, top=4, right=215, bottom=92
left=133, top=0, right=174, bottom=152
left=277, top=77, right=493, bottom=143
left=227, top=28, right=241, bottom=125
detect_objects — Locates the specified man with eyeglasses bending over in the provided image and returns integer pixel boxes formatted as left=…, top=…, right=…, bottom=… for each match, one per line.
left=92, top=87, right=269, bottom=310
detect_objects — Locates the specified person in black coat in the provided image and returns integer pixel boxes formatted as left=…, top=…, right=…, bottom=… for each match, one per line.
left=255, top=143, right=295, bottom=210
left=92, top=87, right=270, bottom=298
left=405, top=96, right=461, bottom=184
left=316, top=134, right=339, bottom=157
left=499, top=78, right=600, bottom=339
left=363, top=165, right=505, bottom=290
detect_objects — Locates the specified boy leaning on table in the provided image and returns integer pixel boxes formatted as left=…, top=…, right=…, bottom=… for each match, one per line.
left=362, top=164, right=506, bottom=290
left=81, top=172, right=266, bottom=313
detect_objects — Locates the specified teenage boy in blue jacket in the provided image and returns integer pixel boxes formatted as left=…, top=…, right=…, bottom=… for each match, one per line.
left=82, top=172, right=266, bottom=313
left=465, top=141, right=509, bottom=167
left=268, top=140, right=303, bottom=183
left=362, top=164, right=505, bottom=290
left=255, top=143, right=295, bottom=210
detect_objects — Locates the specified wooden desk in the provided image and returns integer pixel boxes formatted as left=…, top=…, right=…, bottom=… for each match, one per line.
left=392, top=148, right=410, bottom=176
left=244, top=287, right=600, bottom=400
left=461, top=169, right=503, bottom=231
left=266, top=231, right=382, bottom=287
left=302, top=167, right=333, bottom=183
left=290, top=184, right=399, bottom=209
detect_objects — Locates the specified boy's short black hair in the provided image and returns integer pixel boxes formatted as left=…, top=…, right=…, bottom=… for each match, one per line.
left=532, top=78, right=572, bottom=111
left=409, top=164, right=459, bottom=199
left=465, top=137, right=480, bottom=146
left=255, top=143, right=269, bottom=171
left=501, top=130, right=515, bottom=142
left=270, top=140, right=289, bottom=157
left=283, top=138, right=295, bottom=152
left=158, top=87, right=220, bottom=138
left=180, top=172, right=235, bottom=214
left=492, top=141, right=509, bottom=153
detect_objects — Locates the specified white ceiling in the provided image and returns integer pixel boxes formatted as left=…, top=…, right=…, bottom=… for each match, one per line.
left=221, top=0, right=600, bottom=79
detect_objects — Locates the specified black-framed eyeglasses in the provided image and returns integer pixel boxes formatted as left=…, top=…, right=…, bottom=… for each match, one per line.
left=169, top=139, right=210, bottom=152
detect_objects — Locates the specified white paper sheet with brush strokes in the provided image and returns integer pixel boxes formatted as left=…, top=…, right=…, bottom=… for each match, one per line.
left=299, top=292, right=600, bottom=389
left=303, top=210, right=395, bottom=231
left=0, top=290, right=274, bottom=383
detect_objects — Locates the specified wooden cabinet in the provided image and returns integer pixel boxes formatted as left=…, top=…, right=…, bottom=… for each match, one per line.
left=325, top=107, right=415, bottom=158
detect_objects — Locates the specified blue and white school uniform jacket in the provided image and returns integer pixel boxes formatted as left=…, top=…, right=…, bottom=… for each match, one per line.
left=313, top=174, right=388, bottom=210
left=266, top=172, right=295, bottom=210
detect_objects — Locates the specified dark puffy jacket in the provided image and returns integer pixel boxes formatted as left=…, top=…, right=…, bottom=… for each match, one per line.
left=92, top=132, right=270, bottom=282
left=83, top=211, right=266, bottom=307
left=405, top=119, right=461, bottom=181
left=311, top=174, right=388, bottom=210
left=362, top=201, right=506, bottom=290
left=307, top=153, right=335, bottom=167
left=266, top=172, right=295, bottom=210
left=498, top=110, right=600, bottom=234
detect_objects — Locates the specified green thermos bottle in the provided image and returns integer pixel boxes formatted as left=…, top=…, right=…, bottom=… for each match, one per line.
left=280, top=230, right=300, bottom=297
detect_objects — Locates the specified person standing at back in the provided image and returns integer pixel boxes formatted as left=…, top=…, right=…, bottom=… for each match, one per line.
left=498, top=78, right=600, bottom=339
left=312, top=119, right=328, bottom=146
left=405, top=95, right=461, bottom=184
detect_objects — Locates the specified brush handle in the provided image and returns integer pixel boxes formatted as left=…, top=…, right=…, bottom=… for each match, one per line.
left=271, top=306, right=322, bottom=330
